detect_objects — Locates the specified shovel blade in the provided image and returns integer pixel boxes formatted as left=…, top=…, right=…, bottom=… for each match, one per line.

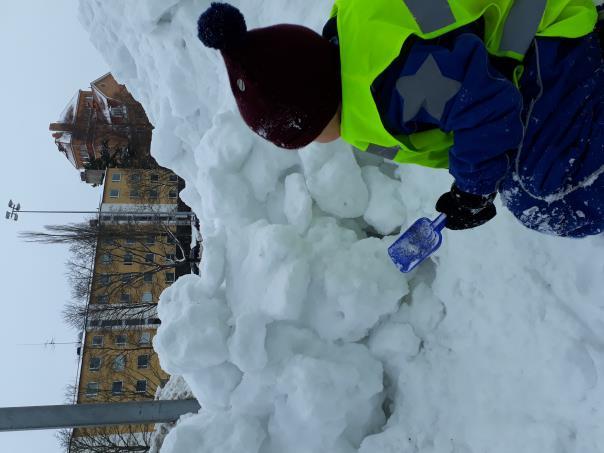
left=388, top=217, right=444, bottom=273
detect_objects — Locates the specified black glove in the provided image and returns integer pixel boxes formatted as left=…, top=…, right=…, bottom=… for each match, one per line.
left=435, top=184, right=497, bottom=230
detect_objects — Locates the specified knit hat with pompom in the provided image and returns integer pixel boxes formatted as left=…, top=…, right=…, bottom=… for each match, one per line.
left=197, top=3, right=341, bottom=149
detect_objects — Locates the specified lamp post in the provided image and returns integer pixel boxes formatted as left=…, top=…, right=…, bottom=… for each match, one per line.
left=5, top=199, right=195, bottom=224
left=6, top=199, right=99, bottom=222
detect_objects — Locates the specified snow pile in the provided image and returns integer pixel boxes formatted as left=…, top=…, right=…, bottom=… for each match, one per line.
left=80, top=1, right=604, bottom=452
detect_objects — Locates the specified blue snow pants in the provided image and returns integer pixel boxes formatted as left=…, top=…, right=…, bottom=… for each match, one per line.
left=499, top=33, right=604, bottom=238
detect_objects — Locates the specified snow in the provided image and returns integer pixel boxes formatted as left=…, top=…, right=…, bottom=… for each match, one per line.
left=58, top=91, right=79, bottom=123
left=79, top=1, right=604, bottom=452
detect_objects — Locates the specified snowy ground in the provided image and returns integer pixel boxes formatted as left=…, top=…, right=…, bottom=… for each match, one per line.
left=80, top=1, right=604, bottom=452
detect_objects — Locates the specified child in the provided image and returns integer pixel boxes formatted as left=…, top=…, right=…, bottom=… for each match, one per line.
left=197, top=1, right=604, bottom=237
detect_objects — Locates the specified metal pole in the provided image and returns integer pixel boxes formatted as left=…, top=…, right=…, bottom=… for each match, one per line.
left=0, top=400, right=201, bottom=432
left=11, top=210, right=99, bottom=214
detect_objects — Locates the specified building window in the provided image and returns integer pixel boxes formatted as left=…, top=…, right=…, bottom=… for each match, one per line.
left=111, top=172, right=122, bottom=182
left=120, top=293, right=131, bottom=304
left=150, top=174, right=159, bottom=182
left=113, top=354, right=126, bottom=371
left=89, top=320, right=100, bottom=328
left=141, top=292, right=153, bottom=303
left=101, top=319, right=122, bottom=328
left=98, top=274, right=110, bottom=287
left=96, top=295, right=109, bottom=304
left=148, top=189, right=159, bottom=199
left=114, top=355, right=126, bottom=370
left=145, top=235, right=155, bottom=245
left=139, top=332, right=151, bottom=344
left=115, top=334, right=127, bottom=346
left=121, top=273, right=133, bottom=284
left=144, top=253, right=154, bottom=263
left=85, top=382, right=99, bottom=397
left=126, top=237, right=135, bottom=245
left=165, top=254, right=175, bottom=263
left=79, top=146, right=90, bottom=163
left=129, top=173, right=141, bottom=183
left=110, top=106, right=126, bottom=117
left=166, top=234, right=176, bottom=245
left=147, top=318, right=161, bottom=326
left=123, top=253, right=133, bottom=265
left=111, top=381, right=123, bottom=395
left=135, top=380, right=148, bottom=394
left=169, top=174, right=178, bottom=182
left=101, top=253, right=112, bottom=264
left=88, top=357, right=101, bottom=371
left=143, top=272, right=153, bottom=283
left=109, top=189, right=120, bottom=198
left=137, top=354, right=149, bottom=369
left=126, top=319, right=146, bottom=327
left=129, top=190, right=140, bottom=199
left=91, top=335, right=103, bottom=347
left=165, top=272, right=175, bottom=284
left=168, top=189, right=178, bottom=199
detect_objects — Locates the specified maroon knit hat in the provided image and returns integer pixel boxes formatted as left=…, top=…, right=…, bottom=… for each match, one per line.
left=198, top=3, right=341, bottom=149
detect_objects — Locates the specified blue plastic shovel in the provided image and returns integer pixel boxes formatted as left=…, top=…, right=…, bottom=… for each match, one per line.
left=388, top=214, right=447, bottom=273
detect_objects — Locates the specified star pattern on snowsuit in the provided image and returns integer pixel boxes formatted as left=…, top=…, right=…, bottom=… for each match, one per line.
left=395, top=54, right=462, bottom=123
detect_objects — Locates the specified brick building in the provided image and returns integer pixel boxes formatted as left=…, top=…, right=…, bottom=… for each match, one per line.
left=68, top=167, right=197, bottom=452
left=50, top=73, right=155, bottom=185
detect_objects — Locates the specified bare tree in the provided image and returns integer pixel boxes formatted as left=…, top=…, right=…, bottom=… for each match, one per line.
left=21, top=218, right=196, bottom=296
left=58, top=426, right=152, bottom=453
left=124, top=168, right=182, bottom=205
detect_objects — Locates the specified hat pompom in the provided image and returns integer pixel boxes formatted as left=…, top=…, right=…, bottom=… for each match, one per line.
left=197, top=3, right=247, bottom=50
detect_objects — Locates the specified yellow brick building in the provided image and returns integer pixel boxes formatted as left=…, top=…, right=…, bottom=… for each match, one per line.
left=70, top=167, right=196, bottom=451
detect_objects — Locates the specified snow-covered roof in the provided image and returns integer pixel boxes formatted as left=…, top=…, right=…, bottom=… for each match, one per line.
left=58, top=91, right=81, bottom=124
left=55, top=132, right=72, bottom=144
left=91, top=72, right=113, bottom=86
left=91, top=72, right=120, bottom=102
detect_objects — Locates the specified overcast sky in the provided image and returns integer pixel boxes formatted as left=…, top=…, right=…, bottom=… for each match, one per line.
left=0, top=1, right=109, bottom=451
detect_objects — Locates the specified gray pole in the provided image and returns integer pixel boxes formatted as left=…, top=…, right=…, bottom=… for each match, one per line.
left=0, top=400, right=201, bottom=432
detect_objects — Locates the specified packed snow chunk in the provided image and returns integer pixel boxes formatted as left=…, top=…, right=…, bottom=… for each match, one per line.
left=241, top=139, right=300, bottom=203
left=201, top=169, right=263, bottom=227
left=305, top=216, right=359, bottom=258
left=184, top=362, right=242, bottom=410
left=195, top=111, right=255, bottom=173
left=307, top=237, right=409, bottom=342
left=394, top=282, right=447, bottom=339
left=300, top=142, right=369, bottom=218
left=228, top=313, right=269, bottom=372
left=226, top=221, right=311, bottom=321
left=362, top=166, right=407, bottom=235
left=264, top=324, right=385, bottom=451
left=161, top=411, right=266, bottom=453
left=196, top=232, right=226, bottom=296
left=369, top=322, right=422, bottom=364
left=154, top=275, right=231, bottom=374
left=230, top=367, right=280, bottom=416
left=283, top=172, right=313, bottom=233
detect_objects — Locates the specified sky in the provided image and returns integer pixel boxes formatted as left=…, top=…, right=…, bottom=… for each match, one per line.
left=0, top=1, right=109, bottom=451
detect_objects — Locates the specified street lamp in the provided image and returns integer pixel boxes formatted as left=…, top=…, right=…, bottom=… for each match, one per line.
left=5, top=198, right=195, bottom=223
left=6, top=199, right=21, bottom=221
left=5, top=199, right=101, bottom=222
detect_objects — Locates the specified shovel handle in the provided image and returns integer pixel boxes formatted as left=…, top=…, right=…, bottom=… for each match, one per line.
left=431, top=213, right=447, bottom=232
